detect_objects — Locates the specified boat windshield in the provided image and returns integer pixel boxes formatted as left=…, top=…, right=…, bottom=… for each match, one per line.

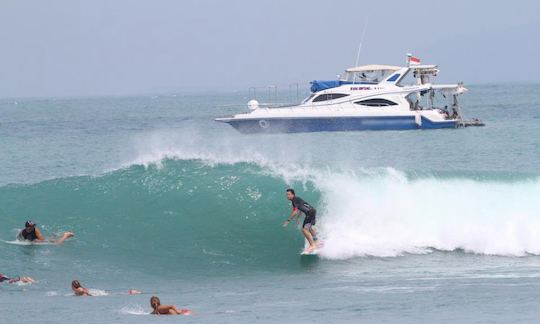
left=302, top=93, right=316, bottom=104
left=342, top=69, right=396, bottom=84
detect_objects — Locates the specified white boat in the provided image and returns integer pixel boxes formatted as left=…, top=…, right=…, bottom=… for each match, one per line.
left=216, top=55, right=483, bottom=133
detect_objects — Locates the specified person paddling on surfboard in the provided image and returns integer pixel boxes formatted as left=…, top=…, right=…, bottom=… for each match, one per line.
left=17, top=220, right=74, bottom=244
left=150, top=296, right=192, bottom=315
left=71, top=280, right=92, bottom=296
left=282, top=189, right=318, bottom=253
left=0, top=273, right=35, bottom=284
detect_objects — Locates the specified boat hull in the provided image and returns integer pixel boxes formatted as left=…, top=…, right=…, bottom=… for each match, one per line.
left=219, top=116, right=458, bottom=134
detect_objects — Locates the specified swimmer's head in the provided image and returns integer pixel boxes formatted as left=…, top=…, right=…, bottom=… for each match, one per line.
left=286, top=188, right=295, bottom=200
left=72, top=280, right=81, bottom=289
left=150, top=296, right=160, bottom=309
left=25, top=220, right=35, bottom=228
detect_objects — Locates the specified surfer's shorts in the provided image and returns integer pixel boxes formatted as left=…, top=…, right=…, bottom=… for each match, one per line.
left=302, top=209, right=316, bottom=229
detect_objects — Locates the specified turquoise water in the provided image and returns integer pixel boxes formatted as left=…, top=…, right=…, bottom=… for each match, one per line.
left=1, top=84, right=540, bottom=323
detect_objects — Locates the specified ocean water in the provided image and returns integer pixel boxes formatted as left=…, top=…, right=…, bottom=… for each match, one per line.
left=1, top=83, right=540, bottom=323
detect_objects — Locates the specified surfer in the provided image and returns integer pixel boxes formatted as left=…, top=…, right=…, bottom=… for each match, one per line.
left=282, top=189, right=318, bottom=252
left=17, top=220, right=74, bottom=244
left=0, top=273, right=35, bottom=284
left=70, top=280, right=140, bottom=296
left=150, top=296, right=191, bottom=315
left=71, top=280, right=92, bottom=296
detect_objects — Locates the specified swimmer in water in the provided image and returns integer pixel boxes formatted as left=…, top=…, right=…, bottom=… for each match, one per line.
left=0, top=273, right=35, bottom=284
left=150, top=296, right=191, bottom=315
left=71, top=280, right=140, bottom=296
left=71, top=280, right=91, bottom=296
left=17, top=220, right=74, bottom=244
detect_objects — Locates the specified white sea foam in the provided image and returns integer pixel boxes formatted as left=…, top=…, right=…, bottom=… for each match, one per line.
left=314, top=170, right=540, bottom=259
left=120, top=305, right=149, bottom=315
left=88, top=289, right=108, bottom=296
left=125, top=128, right=274, bottom=169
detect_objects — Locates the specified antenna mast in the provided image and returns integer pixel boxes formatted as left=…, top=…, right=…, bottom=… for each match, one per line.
left=353, top=18, right=369, bottom=84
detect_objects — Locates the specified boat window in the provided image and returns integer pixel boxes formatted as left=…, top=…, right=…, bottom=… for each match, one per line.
left=312, top=93, right=349, bottom=102
left=355, top=98, right=398, bottom=107
left=342, top=70, right=396, bottom=84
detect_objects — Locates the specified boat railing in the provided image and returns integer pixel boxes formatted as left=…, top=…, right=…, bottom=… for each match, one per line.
left=248, top=83, right=304, bottom=104
left=215, top=84, right=308, bottom=115
left=248, top=85, right=278, bottom=103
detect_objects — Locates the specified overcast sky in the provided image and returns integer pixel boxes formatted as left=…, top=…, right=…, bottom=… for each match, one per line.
left=1, top=0, right=539, bottom=98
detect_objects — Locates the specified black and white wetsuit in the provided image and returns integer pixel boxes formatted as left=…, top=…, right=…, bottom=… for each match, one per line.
left=291, top=196, right=316, bottom=229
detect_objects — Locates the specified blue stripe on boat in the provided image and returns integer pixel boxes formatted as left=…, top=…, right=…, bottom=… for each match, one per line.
left=223, top=116, right=457, bottom=134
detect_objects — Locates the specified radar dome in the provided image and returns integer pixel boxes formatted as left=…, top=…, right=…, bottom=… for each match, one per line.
left=247, top=100, right=259, bottom=111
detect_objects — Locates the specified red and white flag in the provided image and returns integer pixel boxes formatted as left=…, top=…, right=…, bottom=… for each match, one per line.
left=409, top=56, right=421, bottom=65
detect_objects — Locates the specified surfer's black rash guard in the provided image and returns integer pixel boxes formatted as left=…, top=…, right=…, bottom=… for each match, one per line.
left=19, top=227, right=38, bottom=241
left=291, top=197, right=316, bottom=216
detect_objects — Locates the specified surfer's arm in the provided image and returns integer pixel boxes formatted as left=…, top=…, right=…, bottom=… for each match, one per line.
left=34, top=228, right=45, bottom=241
left=295, top=212, right=301, bottom=225
left=7, top=277, right=18, bottom=284
left=283, top=208, right=299, bottom=227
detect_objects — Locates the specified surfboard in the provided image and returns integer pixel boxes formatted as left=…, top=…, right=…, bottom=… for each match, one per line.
left=300, top=249, right=319, bottom=256
left=4, top=240, right=56, bottom=246
left=300, top=241, right=324, bottom=255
